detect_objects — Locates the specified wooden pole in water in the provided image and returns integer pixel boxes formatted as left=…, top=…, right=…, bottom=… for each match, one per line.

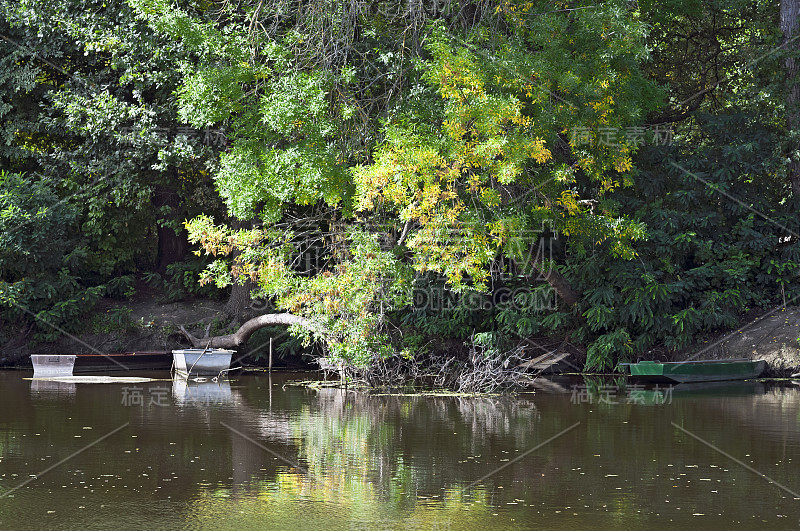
left=268, top=337, right=273, bottom=372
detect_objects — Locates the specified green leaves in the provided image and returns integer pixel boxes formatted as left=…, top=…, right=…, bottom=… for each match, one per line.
left=0, top=171, right=76, bottom=281
left=585, top=329, right=633, bottom=372
left=0, top=171, right=102, bottom=335
left=187, top=217, right=413, bottom=366
left=32, top=0, right=785, bottom=375
left=145, top=0, right=667, bottom=367
left=178, top=67, right=247, bottom=127
left=584, top=305, right=615, bottom=332
left=0, top=0, right=231, bottom=342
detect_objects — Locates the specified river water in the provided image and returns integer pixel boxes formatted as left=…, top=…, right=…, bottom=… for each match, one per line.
left=0, top=370, right=799, bottom=529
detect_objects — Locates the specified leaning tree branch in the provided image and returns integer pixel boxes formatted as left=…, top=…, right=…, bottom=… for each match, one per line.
left=531, top=258, right=581, bottom=306
left=180, top=313, right=319, bottom=349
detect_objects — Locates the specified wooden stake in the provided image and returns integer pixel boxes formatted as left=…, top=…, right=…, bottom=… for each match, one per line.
left=268, top=337, right=273, bottom=372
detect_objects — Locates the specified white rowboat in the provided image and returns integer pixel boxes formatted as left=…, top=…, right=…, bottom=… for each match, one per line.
left=172, top=348, right=234, bottom=378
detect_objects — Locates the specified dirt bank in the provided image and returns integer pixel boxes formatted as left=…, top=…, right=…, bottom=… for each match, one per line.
left=0, top=296, right=229, bottom=366
left=668, top=305, right=800, bottom=377
left=4, top=297, right=799, bottom=376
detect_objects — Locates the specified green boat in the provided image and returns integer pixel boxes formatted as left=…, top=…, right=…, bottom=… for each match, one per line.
left=617, top=358, right=767, bottom=383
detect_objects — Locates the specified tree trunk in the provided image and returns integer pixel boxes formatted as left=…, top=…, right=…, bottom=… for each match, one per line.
left=180, top=313, right=318, bottom=348
left=152, top=184, right=188, bottom=273
left=528, top=237, right=581, bottom=306
left=533, top=261, right=581, bottom=306
left=222, top=218, right=254, bottom=319
left=782, top=0, right=800, bottom=196
left=223, top=279, right=255, bottom=318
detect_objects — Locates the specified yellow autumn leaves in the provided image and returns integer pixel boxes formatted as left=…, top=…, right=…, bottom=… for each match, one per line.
left=351, top=38, right=558, bottom=289
left=351, top=24, right=642, bottom=290
left=354, top=41, right=552, bottom=222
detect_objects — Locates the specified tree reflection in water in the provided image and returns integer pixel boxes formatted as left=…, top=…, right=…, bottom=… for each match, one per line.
left=2, top=373, right=799, bottom=528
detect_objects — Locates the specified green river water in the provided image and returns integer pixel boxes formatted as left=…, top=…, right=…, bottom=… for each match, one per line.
left=0, top=370, right=799, bottom=529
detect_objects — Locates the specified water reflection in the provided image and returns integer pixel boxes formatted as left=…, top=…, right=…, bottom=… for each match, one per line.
left=29, top=378, right=76, bottom=398
left=649, top=380, right=766, bottom=398
left=2, top=372, right=800, bottom=528
left=172, top=378, right=234, bottom=407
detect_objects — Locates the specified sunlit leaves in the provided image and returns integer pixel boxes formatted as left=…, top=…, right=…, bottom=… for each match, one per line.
left=353, top=30, right=560, bottom=290
left=155, top=0, right=663, bottom=365
left=186, top=216, right=412, bottom=365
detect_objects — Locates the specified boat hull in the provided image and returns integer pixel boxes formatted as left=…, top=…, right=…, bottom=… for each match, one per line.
left=623, top=359, right=767, bottom=383
left=31, top=355, right=77, bottom=377
left=30, top=352, right=172, bottom=375
left=74, top=352, right=172, bottom=372
left=172, top=349, right=234, bottom=377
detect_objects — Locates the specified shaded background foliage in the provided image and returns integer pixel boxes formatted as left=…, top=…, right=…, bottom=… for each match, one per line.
left=0, top=0, right=230, bottom=344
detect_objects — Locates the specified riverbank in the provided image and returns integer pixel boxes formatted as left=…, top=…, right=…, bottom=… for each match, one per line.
left=660, top=305, right=800, bottom=377
left=2, top=297, right=799, bottom=377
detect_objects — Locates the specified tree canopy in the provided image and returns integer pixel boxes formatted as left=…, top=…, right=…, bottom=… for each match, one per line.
left=1, top=0, right=798, bottom=373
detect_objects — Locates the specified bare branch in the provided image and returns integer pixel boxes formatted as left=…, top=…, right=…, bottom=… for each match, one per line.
left=180, top=312, right=320, bottom=348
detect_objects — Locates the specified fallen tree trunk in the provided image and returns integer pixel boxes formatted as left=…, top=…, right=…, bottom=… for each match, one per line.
left=180, top=312, right=317, bottom=349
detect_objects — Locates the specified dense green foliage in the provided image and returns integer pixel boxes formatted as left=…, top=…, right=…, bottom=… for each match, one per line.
left=0, top=0, right=228, bottom=343
left=1, top=0, right=798, bottom=372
